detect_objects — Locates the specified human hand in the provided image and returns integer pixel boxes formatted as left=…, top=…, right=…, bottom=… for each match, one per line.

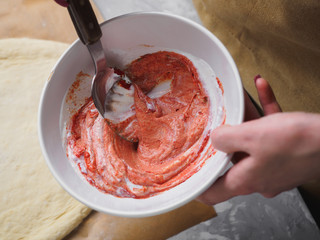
left=198, top=76, right=320, bottom=205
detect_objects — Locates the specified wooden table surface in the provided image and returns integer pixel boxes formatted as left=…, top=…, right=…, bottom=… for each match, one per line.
left=0, top=0, right=102, bottom=43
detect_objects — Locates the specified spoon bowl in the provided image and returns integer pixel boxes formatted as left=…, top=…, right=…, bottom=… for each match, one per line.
left=88, top=41, right=134, bottom=124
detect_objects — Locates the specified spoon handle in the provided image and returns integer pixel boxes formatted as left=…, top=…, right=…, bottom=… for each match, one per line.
left=65, top=0, right=102, bottom=45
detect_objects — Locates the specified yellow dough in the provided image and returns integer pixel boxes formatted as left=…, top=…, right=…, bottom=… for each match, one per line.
left=0, top=38, right=91, bottom=240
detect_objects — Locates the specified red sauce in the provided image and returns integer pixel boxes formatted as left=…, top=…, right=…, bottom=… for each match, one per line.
left=66, top=51, right=216, bottom=198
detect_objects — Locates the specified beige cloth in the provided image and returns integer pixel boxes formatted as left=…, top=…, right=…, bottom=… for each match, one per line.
left=193, top=0, right=320, bottom=113
left=193, top=0, right=320, bottom=222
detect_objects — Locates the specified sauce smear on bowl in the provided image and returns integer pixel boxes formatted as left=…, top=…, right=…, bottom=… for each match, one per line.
left=66, top=51, right=217, bottom=198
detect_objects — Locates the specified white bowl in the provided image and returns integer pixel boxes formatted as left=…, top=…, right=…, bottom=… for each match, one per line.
left=38, top=12, right=244, bottom=217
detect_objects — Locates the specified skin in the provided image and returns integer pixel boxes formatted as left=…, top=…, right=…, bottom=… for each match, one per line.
left=198, top=77, right=320, bottom=205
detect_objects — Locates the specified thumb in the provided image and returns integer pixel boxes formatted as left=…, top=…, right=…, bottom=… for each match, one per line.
left=197, top=156, right=254, bottom=205
left=197, top=173, right=235, bottom=205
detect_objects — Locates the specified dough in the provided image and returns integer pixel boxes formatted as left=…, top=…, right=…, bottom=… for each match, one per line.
left=0, top=38, right=91, bottom=240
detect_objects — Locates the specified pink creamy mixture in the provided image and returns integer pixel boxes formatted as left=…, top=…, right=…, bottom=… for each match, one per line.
left=66, top=51, right=218, bottom=198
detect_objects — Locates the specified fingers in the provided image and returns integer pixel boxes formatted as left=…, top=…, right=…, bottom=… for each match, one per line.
left=202, top=76, right=282, bottom=205
left=211, top=124, right=252, bottom=153
left=254, top=76, right=282, bottom=115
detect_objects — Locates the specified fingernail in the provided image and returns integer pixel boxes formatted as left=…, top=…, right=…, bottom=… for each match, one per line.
left=254, top=74, right=261, bottom=83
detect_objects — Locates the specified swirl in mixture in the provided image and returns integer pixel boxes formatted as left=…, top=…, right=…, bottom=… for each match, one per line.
left=66, top=51, right=215, bottom=198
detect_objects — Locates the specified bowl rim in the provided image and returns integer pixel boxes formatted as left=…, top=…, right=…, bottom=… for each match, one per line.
left=38, top=11, right=244, bottom=217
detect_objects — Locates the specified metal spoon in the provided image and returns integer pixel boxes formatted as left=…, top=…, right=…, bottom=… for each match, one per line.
left=55, top=0, right=134, bottom=124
